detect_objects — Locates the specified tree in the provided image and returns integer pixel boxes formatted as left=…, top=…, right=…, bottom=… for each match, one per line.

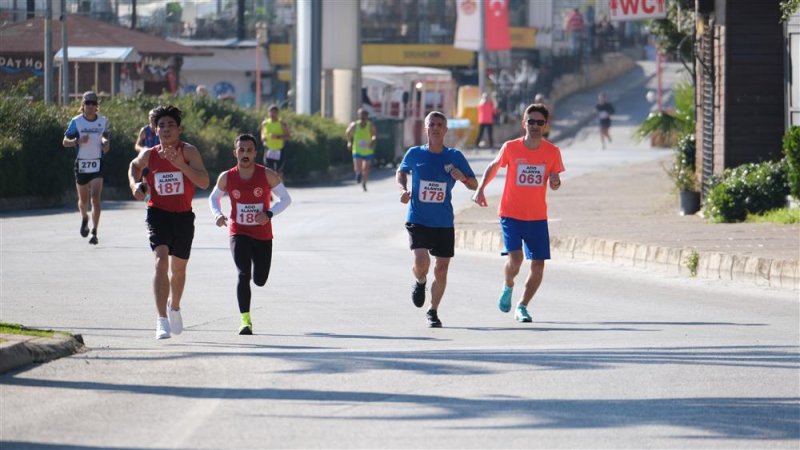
left=781, top=0, right=800, bottom=22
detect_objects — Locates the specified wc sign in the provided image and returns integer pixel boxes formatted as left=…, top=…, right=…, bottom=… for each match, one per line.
left=609, top=0, right=667, bottom=21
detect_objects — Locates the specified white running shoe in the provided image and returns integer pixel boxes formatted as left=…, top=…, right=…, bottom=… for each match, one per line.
left=156, top=317, right=171, bottom=340
left=167, top=299, right=183, bottom=335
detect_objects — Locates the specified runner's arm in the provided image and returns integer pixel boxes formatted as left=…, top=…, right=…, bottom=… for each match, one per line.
left=175, top=144, right=210, bottom=189
left=209, top=172, right=228, bottom=227
left=134, top=127, right=148, bottom=153
left=265, top=168, right=291, bottom=216
left=128, top=149, right=150, bottom=200
left=396, top=169, right=411, bottom=204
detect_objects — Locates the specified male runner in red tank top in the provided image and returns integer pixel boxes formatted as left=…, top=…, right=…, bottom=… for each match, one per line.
left=128, top=105, right=210, bottom=339
left=209, top=134, right=292, bottom=334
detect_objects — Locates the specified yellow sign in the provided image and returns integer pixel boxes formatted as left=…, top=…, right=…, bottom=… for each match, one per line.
left=268, top=43, right=474, bottom=67
left=510, top=27, right=537, bottom=49
left=363, top=44, right=474, bottom=66
left=269, top=44, right=292, bottom=66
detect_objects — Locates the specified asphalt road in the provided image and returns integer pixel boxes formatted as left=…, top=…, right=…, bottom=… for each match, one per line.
left=1, top=72, right=798, bottom=448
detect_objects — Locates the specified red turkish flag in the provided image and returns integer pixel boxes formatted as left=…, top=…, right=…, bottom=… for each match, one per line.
left=484, top=0, right=511, bottom=51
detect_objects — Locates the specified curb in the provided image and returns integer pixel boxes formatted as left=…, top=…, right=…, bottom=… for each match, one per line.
left=0, top=334, right=86, bottom=374
left=455, top=229, right=800, bottom=290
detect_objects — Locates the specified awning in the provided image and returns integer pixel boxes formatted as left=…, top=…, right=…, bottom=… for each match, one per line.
left=54, top=46, right=141, bottom=64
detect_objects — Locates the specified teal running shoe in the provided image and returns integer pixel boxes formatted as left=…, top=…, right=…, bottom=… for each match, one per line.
left=498, top=286, right=513, bottom=313
left=515, top=304, right=532, bottom=323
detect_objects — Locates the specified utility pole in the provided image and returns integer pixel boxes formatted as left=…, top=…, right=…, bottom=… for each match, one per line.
left=478, top=0, right=486, bottom=94
left=44, top=0, right=53, bottom=104
left=60, top=0, right=69, bottom=105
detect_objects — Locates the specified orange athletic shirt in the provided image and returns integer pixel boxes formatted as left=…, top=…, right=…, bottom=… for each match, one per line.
left=497, top=137, right=565, bottom=221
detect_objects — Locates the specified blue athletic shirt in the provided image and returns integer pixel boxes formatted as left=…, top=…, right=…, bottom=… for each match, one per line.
left=398, top=145, right=475, bottom=228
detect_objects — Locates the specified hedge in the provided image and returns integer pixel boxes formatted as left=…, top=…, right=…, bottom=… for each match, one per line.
left=0, top=93, right=347, bottom=201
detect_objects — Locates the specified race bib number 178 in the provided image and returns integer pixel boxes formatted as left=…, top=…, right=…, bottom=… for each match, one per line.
left=418, top=180, right=446, bottom=203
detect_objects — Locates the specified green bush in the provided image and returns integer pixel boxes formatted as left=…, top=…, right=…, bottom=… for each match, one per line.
left=0, top=94, right=348, bottom=202
left=705, top=160, right=789, bottom=223
left=667, top=133, right=697, bottom=191
left=782, top=126, right=800, bottom=200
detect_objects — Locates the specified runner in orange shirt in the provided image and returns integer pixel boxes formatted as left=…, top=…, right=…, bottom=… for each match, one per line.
left=472, top=103, right=564, bottom=323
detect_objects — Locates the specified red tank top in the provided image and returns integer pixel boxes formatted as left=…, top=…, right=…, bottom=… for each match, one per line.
left=226, top=165, right=273, bottom=240
left=146, top=142, right=196, bottom=213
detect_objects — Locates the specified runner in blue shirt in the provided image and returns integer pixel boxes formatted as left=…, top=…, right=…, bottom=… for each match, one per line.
left=396, top=111, right=478, bottom=327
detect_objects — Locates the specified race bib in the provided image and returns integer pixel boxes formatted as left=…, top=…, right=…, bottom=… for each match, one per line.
left=236, top=203, right=263, bottom=226
left=599, top=111, right=610, bottom=119
left=154, top=171, right=185, bottom=196
left=418, top=180, right=446, bottom=203
left=77, top=158, right=100, bottom=174
left=516, top=164, right=545, bottom=187
left=358, top=139, right=370, bottom=148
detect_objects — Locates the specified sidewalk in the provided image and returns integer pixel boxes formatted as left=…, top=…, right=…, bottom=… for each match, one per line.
left=455, top=62, right=799, bottom=290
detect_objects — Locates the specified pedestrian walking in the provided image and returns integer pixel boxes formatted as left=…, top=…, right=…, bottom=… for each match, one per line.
left=62, top=91, right=110, bottom=245
left=260, top=105, right=291, bottom=175
left=346, top=108, right=377, bottom=192
left=208, top=134, right=292, bottom=335
left=397, top=111, right=478, bottom=328
left=596, top=92, right=615, bottom=149
left=134, top=108, right=160, bottom=153
left=128, top=105, right=210, bottom=339
left=472, top=103, right=564, bottom=323
left=534, top=93, right=553, bottom=139
left=475, top=92, right=496, bottom=148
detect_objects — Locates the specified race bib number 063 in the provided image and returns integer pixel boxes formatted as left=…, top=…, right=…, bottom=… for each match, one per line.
left=418, top=180, right=446, bottom=203
left=236, top=203, right=263, bottom=226
left=154, top=171, right=184, bottom=196
left=516, top=164, right=545, bottom=187
left=78, top=159, right=100, bottom=174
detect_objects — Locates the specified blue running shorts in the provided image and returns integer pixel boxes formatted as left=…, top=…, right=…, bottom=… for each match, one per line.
left=500, top=217, right=551, bottom=260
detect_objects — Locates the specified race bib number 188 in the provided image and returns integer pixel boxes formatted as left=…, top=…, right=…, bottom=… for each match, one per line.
left=516, top=164, right=545, bottom=187
left=154, top=171, right=185, bottom=196
left=236, top=203, right=263, bottom=226
left=418, top=180, right=446, bottom=203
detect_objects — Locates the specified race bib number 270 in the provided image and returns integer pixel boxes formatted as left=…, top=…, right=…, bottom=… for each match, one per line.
left=78, top=159, right=100, bottom=174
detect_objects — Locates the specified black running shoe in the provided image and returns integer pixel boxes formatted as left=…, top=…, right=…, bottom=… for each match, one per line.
left=426, top=309, right=442, bottom=328
left=88, top=229, right=98, bottom=245
left=412, top=281, right=426, bottom=308
left=80, top=217, right=89, bottom=237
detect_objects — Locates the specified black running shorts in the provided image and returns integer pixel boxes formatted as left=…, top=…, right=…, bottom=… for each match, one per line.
left=405, top=222, right=455, bottom=258
left=74, top=160, right=103, bottom=186
left=146, top=207, right=196, bottom=260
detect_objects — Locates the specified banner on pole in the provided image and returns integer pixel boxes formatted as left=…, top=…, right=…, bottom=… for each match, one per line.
left=454, top=0, right=480, bottom=51
left=609, top=0, right=667, bottom=21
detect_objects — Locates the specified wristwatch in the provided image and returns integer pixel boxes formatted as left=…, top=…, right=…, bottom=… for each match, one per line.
left=266, top=210, right=274, bottom=219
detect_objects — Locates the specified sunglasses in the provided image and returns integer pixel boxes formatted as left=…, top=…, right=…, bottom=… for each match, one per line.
left=526, top=119, right=546, bottom=126
left=84, top=101, right=98, bottom=106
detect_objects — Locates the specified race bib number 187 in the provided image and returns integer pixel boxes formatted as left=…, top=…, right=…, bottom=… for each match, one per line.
left=154, top=171, right=185, bottom=196
left=516, top=164, right=545, bottom=187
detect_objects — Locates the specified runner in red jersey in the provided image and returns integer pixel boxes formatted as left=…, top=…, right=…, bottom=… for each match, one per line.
left=128, top=105, right=210, bottom=340
left=209, top=134, right=292, bottom=335
left=473, top=103, right=564, bottom=323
